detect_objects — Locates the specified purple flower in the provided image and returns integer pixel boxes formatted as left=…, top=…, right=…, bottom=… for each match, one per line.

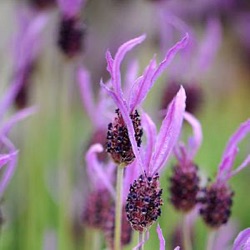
left=101, top=34, right=188, bottom=165
left=78, top=67, right=114, bottom=161
left=82, top=144, right=133, bottom=248
left=57, top=0, right=86, bottom=57
left=12, top=6, right=48, bottom=109
left=125, top=87, right=186, bottom=232
left=200, top=119, right=250, bottom=228
left=159, top=17, right=221, bottom=114
left=170, top=112, right=202, bottom=212
left=0, top=87, right=36, bottom=198
left=233, top=228, right=250, bottom=250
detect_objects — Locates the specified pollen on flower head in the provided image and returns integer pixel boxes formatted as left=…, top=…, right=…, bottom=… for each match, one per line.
left=199, top=183, right=234, bottom=228
left=104, top=206, right=133, bottom=249
left=169, top=163, right=200, bottom=212
left=82, top=189, right=112, bottom=230
left=58, top=15, right=86, bottom=58
left=106, top=109, right=143, bottom=165
left=125, top=172, right=163, bottom=232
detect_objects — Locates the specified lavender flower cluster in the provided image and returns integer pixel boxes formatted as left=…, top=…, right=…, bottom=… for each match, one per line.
left=1, top=0, right=250, bottom=249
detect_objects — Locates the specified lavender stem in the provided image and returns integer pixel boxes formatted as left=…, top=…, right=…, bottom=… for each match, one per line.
left=114, top=164, right=125, bottom=250
left=138, top=231, right=145, bottom=250
left=206, top=230, right=216, bottom=250
left=183, top=214, right=192, bottom=250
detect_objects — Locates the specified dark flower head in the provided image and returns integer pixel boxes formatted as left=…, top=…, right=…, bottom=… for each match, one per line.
left=126, top=172, right=163, bottom=232
left=104, top=206, right=133, bottom=249
left=199, top=119, right=250, bottom=228
left=82, top=144, right=116, bottom=229
left=161, top=81, right=203, bottom=115
left=170, top=112, right=202, bottom=212
left=102, top=34, right=188, bottom=166
left=29, top=0, right=56, bottom=9
left=106, top=109, right=143, bottom=165
left=57, top=15, right=86, bottom=58
left=199, top=183, right=234, bottom=228
left=56, top=0, right=86, bottom=57
left=82, top=189, right=112, bottom=230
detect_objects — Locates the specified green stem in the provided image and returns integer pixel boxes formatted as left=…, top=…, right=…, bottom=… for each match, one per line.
left=206, top=230, right=217, bottom=250
left=114, top=164, right=125, bottom=250
left=182, top=214, right=192, bottom=250
left=138, top=232, right=145, bottom=250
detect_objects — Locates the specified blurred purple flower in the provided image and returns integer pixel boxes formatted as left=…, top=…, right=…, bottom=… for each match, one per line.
left=101, top=33, right=188, bottom=165
left=169, top=112, right=202, bottom=212
left=0, top=87, right=36, bottom=198
left=11, top=6, right=48, bottom=109
left=200, top=119, right=250, bottom=228
left=57, top=0, right=86, bottom=57
left=159, top=16, right=221, bottom=114
left=233, top=228, right=250, bottom=250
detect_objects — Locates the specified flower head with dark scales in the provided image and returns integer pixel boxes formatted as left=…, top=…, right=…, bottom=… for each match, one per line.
left=199, top=119, right=250, bottom=228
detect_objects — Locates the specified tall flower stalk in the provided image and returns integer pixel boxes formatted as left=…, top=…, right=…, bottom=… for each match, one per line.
left=101, top=33, right=188, bottom=248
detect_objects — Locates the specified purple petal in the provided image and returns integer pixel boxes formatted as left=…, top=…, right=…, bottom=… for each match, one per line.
left=14, top=10, right=48, bottom=71
left=100, top=81, right=143, bottom=169
left=194, top=18, right=221, bottom=73
left=151, top=34, right=189, bottom=83
left=110, top=35, right=146, bottom=100
left=230, top=155, right=250, bottom=178
left=0, top=137, right=18, bottom=198
left=141, top=112, right=157, bottom=174
left=57, top=0, right=85, bottom=16
left=150, top=86, right=186, bottom=175
left=85, top=144, right=116, bottom=198
left=174, top=247, right=181, bottom=250
left=184, top=112, right=203, bottom=160
left=124, top=59, right=139, bottom=98
left=157, top=224, right=166, bottom=250
left=128, top=57, right=157, bottom=112
left=0, top=106, right=37, bottom=136
left=217, top=119, right=250, bottom=183
left=105, top=51, right=114, bottom=76
left=233, top=228, right=250, bottom=250
left=77, top=67, right=97, bottom=125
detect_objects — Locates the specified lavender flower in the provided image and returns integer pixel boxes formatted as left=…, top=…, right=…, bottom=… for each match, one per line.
left=78, top=67, right=114, bottom=161
left=125, top=87, right=186, bottom=232
left=12, top=6, right=48, bottom=109
left=82, top=144, right=133, bottom=248
left=170, top=112, right=202, bottom=212
left=159, top=17, right=221, bottom=114
left=57, top=0, right=86, bottom=57
left=200, top=119, right=250, bottom=228
left=101, top=34, right=188, bottom=165
left=82, top=144, right=115, bottom=229
left=0, top=85, right=36, bottom=199
left=233, top=228, right=250, bottom=250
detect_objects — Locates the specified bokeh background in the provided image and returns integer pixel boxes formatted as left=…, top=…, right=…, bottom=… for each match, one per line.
left=0, top=0, right=250, bottom=249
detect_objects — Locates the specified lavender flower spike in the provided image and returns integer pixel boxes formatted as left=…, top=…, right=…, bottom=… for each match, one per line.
left=102, top=34, right=188, bottom=166
left=200, top=119, right=250, bottom=228
left=216, top=119, right=250, bottom=184
left=233, top=228, right=250, bottom=250
left=169, top=112, right=202, bottom=212
left=126, top=87, right=186, bottom=232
